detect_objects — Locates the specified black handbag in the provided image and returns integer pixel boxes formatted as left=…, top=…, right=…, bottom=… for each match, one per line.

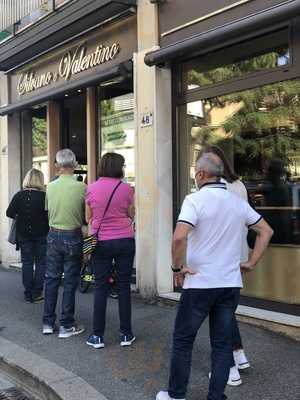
left=83, top=181, right=122, bottom=255
left=8, top=218, right=17, bottom=245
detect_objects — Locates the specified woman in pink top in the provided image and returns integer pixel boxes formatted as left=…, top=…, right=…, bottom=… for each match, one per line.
left=85, top=153, right=135, bottom=349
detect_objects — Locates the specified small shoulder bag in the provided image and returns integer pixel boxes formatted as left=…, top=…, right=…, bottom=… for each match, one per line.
left=83, top=181, right=122, bottom=255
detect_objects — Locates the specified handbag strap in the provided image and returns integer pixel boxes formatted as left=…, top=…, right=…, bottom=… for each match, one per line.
left=95, top=180, right=122, bottom=238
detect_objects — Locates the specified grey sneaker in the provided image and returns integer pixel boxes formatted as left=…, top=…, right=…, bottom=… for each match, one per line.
left=58, top=324, right=85, bottom=338
left=42, top=325, right=54, bottom=335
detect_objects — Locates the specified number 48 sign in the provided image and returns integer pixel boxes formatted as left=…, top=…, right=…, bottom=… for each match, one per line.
left=141, top=112, right=154, bottom=128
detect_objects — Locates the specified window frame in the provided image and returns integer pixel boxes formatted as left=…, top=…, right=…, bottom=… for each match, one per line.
left=171, top=17, right=300, bottom=311
left=173, top=18, right=300, bottom=211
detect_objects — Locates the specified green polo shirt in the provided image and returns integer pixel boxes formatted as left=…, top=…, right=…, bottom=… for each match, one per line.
left=46, top=175, right=86, bottom=230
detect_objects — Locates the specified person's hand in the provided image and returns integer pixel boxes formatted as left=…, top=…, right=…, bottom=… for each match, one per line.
left=173, top=272, right=184, bottom=287
left=173, top=266, right=196, bottom=287
left=240, top=261, right=255, bottom=273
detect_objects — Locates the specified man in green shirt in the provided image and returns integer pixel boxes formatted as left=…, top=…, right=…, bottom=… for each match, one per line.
left=43, top=149, right=86, bottom=338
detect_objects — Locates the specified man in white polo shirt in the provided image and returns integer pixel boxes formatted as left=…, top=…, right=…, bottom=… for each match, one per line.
left=157, top=153, right=273, bottom=400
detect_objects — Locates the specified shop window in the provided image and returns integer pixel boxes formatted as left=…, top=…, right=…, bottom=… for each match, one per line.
left=0, top=25, right=13, bottom=44
left=32, top=113, right=48, bottom=184
left=182, top=29, right=290, bottom=91
left=99, top=92, right=135, bottom=186
left=15, top=1, right=53, bottom=34
left=177, top=78, right=300, bottom=305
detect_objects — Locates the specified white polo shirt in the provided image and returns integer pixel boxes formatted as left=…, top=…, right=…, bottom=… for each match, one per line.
left=178, top=182, right=262, bottom=289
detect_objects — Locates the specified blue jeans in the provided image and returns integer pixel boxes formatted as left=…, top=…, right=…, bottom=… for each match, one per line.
left=232, top=315, right=243, bottom=349
left=168, top=288, right=240, bottom=400
left=19, top=236, right=47, bottom=300
left=92, top=238, right=135, bottom=337
left=43, top=230, right=83, bottom=328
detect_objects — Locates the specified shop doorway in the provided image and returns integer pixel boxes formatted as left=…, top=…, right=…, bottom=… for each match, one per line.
left=61, top=91, right=87, bottom=182
left=98, top=78, right=136, bottom=285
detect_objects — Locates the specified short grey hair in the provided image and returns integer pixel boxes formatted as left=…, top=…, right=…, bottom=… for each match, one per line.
left=55, top=149, right=77, bottom=169
left=196, top=153, right=224, bottom=178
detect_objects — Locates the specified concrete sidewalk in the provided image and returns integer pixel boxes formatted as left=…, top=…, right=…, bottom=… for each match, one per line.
left=0, top=266, right=299, bottom=400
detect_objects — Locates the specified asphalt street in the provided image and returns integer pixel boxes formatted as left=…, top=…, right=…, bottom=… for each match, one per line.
left=0, top=266, right=299, bottom=400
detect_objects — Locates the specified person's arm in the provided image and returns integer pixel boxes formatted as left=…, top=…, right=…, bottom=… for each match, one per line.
left=6, top=194, right=18, bottom=219
left=127, top=202, right=135, bottom=219
left=127, top=186, right=135, bottom=219
left=172, top=197, right=199, bottom=286
left=172, top=223, right=196, bottom=287
left=241, top=219, right=273, bottom=272
left=85, top=202, right=93, bottom=225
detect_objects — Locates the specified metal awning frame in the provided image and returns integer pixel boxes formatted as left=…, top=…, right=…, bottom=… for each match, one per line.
left=145, top=0, right=300, bottom=67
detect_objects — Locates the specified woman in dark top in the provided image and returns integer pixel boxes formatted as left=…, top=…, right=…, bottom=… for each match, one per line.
left=6, top=168, right=49, bottom=303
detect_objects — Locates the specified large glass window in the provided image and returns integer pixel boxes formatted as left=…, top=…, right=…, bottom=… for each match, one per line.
left=182, top=29, right=290, bottom=91
left=99, top=92, right=135, bottom=185
left=177, top=79, right=300, bottom=305
left=32, top=108, right=48, bottom=184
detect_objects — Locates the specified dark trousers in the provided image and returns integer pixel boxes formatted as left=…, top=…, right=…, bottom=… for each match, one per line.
left=232, top=315, right=243, bottom=349
left=168, top=288, right=240, bottom=400
left=43, top=230, right=82, bottom=328
left=19, top=236, right=47, bottom=300
left=229, top=314, right=243, bottom=367
left=92, top=238, right=135, bottom=337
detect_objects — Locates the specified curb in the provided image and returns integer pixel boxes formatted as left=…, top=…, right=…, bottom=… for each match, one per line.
left=156, top=295, right=300, bottom=342
left=0, top=337, right=108, bottom=400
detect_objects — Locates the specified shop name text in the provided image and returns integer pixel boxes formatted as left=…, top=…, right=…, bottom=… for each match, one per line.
left=17, top=42, right=120, bottom=96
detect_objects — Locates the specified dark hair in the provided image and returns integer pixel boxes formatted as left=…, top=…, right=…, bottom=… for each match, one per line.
left=98, top=152, right=125, bottom=178
left=204, top=145, right=239, bottom=183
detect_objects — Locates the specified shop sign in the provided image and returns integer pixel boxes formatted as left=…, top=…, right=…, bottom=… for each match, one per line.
left=17, top=42, right=120, bottom=96
left=102, top=112, right=134, bottom=128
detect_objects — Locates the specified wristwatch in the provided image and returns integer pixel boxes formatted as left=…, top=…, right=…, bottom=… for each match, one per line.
left=171, top=265, right=183, bottom=273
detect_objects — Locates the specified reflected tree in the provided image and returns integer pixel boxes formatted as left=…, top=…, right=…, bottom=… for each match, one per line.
left=32, top=117, right=47, bottom=157
left=191, top=79, right=300, bottom=181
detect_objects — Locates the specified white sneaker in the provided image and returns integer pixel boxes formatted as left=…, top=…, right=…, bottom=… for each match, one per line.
left=208, top=366, right=242, bottom=387
left=233, top=349, right=250, bottom=370
left=156, top=391, right=186, bottom=400
left=42, top=325, right=54, bottom=335
left=227, top=366, right=242, bottom=386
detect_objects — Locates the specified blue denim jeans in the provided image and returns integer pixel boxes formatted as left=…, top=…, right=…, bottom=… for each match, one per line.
left=19, top=236, right=47, bottom=300
left=92, top=238, right=135, bottom=337
left=43, top=230, right=83, bottom=328
left=168, top=288, right=240, bottom=400
left=232, top=315, right=243, bottom=349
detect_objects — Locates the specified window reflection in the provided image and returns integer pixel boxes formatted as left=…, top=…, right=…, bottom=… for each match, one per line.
left=32, top=112, right=48, bottom=184
left=183, top=79, right=300, bottom=246
left=99, top=93, right=135, bottom=186
left=15, top=1, right=52, bottom=33
left=183, top=29, right=289, bottom=91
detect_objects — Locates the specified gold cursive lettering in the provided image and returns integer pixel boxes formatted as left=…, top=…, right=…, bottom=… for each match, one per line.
left=17, top=71, right=54, bottom=95
left=59, top=42, right=120, bottom=80
left=18, top=41, right=121, bottom=95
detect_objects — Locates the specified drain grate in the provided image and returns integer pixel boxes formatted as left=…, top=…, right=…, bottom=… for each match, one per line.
left=0, top=388, right=34, bottom=400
